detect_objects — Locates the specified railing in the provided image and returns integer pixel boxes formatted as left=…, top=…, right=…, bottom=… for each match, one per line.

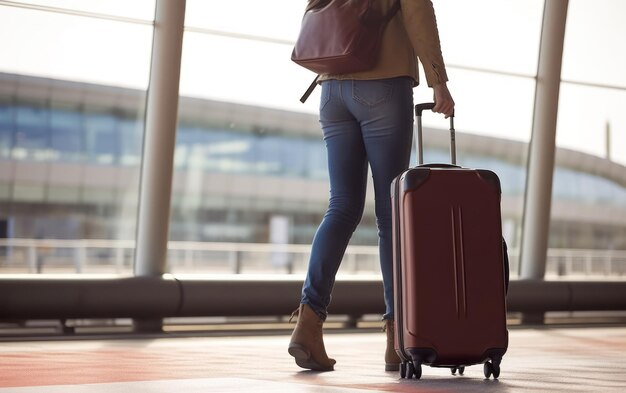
left=0, top=239, right=379, bottom=276
left=0, top=238, right=625, bottom=279
left=545, top=248, right=626, bottom=278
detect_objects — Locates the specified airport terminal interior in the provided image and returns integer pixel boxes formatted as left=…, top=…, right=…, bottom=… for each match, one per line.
left=1, top=0, right=625, bottom=392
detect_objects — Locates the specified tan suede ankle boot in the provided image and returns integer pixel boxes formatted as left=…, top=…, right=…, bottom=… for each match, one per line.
left=384, top=319, right=401, bottom=371
left=288, top=303, right=336, bottom=371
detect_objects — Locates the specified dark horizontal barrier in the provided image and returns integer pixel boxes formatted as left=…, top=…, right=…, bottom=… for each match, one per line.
left=1, top=276, right=625, bottom=320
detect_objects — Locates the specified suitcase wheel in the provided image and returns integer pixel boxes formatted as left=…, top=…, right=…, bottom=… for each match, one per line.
left=409, top=361, right=422, bottom=379
left=484, top=361, right=501, bottom=379
left=451, top=366, right=465, bottom=376
left=400, top=361, right=422, bottom=380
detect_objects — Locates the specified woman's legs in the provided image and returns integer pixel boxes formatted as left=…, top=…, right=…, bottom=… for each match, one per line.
left=300, top=77, right=413, bottom=321
left=291, top=77, right=412, bottom=371
left=301, top=80, right=368, bottom=320
left=290, top=80, right=367, bottom=371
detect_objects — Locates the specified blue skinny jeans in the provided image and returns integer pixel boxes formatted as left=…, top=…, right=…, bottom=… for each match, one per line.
left=301, top=77, right=414, bottom=321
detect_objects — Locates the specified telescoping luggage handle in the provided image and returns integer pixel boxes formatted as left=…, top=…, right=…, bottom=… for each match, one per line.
left=414, top=103, right=456, bottom=166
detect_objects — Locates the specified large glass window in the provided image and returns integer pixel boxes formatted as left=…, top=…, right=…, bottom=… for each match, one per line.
left=168, top=0, right=546, bottom=277
left=546, top=0, right=626, bottom=276
left=0, top=1, right=153, bottom=274
left=0, top=0, right=620, bottom=287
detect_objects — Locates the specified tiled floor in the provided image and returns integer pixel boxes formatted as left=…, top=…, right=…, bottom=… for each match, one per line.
left=1, top=327, right=625, bottom=392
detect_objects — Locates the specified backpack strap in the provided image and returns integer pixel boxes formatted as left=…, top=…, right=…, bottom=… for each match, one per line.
left=300, top=75, right=320, bottom=103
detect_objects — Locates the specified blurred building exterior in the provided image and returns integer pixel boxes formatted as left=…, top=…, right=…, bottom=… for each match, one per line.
left=1, top=72, right=625, bottom=252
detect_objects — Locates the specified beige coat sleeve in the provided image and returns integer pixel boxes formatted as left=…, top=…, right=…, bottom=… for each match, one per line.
left=401, top=0, right=449, bottom=87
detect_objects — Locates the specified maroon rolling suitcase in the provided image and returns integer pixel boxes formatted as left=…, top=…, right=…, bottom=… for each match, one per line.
left=391, top=103, right=508, bottom=380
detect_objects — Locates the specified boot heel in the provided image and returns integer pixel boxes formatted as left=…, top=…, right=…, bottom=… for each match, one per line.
left=288, top=342, right=334, bottom=371
left=288, top=343, right=311, bottom=361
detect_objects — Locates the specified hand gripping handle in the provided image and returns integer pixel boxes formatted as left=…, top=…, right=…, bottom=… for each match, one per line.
left=414, top=102, right=456, bottom=166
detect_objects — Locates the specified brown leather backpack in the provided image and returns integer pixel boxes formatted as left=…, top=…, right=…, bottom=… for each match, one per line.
left=292, top=0, right=401, bottom=102
left=292, top=0, right=401, bottom=74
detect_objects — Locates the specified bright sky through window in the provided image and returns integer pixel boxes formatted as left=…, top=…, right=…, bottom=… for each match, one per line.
left=0, top=0, right=624, bottom=164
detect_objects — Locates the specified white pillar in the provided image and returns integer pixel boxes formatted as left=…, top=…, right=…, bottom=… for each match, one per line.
left=519, top=0, right=569, bottom=281
left=134, top=0, right=186, bottom=277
